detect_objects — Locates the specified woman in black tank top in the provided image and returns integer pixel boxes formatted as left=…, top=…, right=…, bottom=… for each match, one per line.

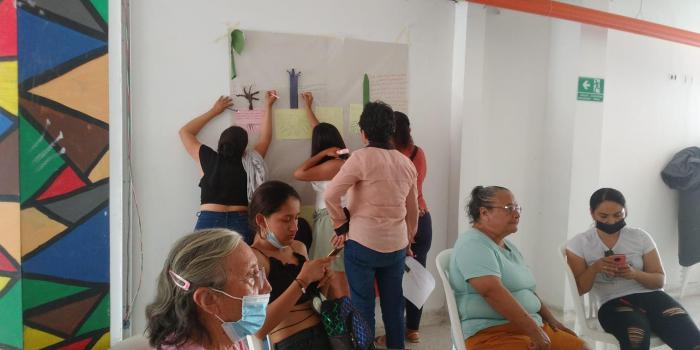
left=179, top=93, right=277, bottom=244
left=248, top=181, right=337, bottom=350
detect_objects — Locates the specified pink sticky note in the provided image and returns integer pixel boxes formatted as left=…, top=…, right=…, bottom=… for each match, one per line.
left=234, top=109, right=264, bottom=135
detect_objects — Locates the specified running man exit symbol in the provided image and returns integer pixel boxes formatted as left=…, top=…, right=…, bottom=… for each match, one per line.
left=577, top=77, right=604, bottom=102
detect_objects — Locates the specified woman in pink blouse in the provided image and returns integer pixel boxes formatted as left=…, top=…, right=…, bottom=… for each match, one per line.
left=324, top=101, right=419, bottom=350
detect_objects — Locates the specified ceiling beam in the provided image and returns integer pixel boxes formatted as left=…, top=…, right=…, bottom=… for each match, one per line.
left=467, top=0, right=700, bottom=48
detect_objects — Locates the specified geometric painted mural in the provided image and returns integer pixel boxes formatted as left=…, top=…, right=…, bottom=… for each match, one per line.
left=0, top=0, right=110, bottom=348
left=0, top=0, right=23, bottom=347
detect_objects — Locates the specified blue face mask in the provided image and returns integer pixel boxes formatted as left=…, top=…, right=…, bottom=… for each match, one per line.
left=211, top=290, right=270, bottom=343
left=264, top=218, right=288, bottom=249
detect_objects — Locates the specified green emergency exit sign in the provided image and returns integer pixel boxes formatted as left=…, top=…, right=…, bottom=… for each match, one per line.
left=577, top=77, right=604, bottom=102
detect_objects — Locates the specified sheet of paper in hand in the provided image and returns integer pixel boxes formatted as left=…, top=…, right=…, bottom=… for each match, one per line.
left=402, top=256, right=435, bottom=309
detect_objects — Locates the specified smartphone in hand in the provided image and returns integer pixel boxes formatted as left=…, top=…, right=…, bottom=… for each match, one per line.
left=612, top=254, right=626, bottom=267
left=327, top=247, right=343, bottom=257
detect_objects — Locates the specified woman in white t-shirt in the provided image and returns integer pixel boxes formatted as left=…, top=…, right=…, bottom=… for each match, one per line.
left=566, top=188, right=700, bottom=350
left=293, top=92, right=350, bottom=296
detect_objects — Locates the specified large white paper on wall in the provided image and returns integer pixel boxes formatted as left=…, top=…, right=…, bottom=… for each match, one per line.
left=233, top=31, right=408, bottom=206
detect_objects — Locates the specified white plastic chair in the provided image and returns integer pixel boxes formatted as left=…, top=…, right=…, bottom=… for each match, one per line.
left=559, top=244, right=664, bottom=349
left=435, top=248, right=468, bottom=350
left=679, top=265, right=693, bottom=299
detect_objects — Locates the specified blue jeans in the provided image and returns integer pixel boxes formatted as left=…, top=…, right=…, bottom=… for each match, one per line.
left=406, top=211, right=433, bottom=330
left=344, top=239, right=406, bottom=350
left=194, top=211, right=253, bottom=244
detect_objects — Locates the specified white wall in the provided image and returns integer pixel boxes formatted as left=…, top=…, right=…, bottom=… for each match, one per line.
left=460, top=2, right=700, bottom=312
left=128, top=0, right=455, bottom=335
left=456, top=2, right=555, bottom=292
left=598, top=29, right=700, bottom=289
left=565, top=0, right=700, bottom=34
left=460, top=5, right=553, bottom=279
left=536, top=17, right=582, bottom=308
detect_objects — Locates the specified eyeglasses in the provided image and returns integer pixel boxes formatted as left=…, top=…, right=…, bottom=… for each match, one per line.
left=484, top=204, right=522, bottom=215
left=211, top=269, right=267, bottom=300
left=239, top=268, right=267, bottom=289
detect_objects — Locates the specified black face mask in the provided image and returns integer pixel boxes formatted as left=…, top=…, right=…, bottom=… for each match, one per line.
left=596, top=219, right=626, bottom=234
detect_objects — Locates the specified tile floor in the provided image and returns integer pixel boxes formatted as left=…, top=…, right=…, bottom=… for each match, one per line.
left=404, top=292, right=700, bottom=350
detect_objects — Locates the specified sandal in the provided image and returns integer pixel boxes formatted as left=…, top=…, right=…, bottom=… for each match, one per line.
left=406, top=329, right=421, bottom=343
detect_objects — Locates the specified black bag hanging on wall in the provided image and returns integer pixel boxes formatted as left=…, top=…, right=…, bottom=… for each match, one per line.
left=661, top=146, right=700, bottom=267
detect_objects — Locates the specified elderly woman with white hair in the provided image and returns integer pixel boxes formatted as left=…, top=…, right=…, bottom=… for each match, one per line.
left=146, top=229, right=271, bottom=350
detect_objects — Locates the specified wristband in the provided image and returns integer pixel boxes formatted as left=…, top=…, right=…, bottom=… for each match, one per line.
left=294, top=278, right=307, bottom=294
left=334, top=207, right=351, bottom=235
left=334, top=222, right=349, bottom=236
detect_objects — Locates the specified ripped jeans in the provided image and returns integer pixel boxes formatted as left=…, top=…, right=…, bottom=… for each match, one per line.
left=598, top=291, right=700, bottom=350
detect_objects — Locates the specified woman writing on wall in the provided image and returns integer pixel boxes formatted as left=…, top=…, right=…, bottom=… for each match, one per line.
left=179, top=92, right=277, bottom=244
left=293, top=92, right=350, bottom=296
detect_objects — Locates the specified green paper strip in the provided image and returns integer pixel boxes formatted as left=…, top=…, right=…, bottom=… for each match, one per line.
left=230, top=30, right=245, bottom=80
left=363, top=74, right=370, bottom=106
left=230, top=47, right=237, bottom=80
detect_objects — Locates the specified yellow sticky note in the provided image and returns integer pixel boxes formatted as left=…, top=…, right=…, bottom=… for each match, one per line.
left=274, top=109, right=311, bottom=139
left=315, top=107, right=344, bottom=135
left=349, top=104, right=363, bottom=135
